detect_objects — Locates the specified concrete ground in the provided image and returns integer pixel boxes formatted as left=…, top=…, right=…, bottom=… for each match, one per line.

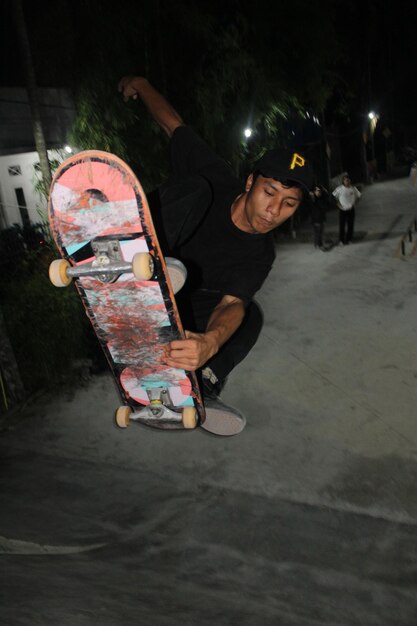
left=1, top=175, right=417, bottom=625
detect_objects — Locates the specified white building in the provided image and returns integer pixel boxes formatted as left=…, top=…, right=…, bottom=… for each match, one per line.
left=0, top=87, right=75, bottom=229
left=0, top=147, right=70, bottom=228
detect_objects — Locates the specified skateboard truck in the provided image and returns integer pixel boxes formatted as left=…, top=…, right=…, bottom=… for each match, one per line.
left=49, top=240, right=154, bottom=286
left=115, top=386, right=198, bottom=430
left=131, top=387, right=184, bottom=422
left=144, top=387, right=177, bottom=418
left=91, top=240, right=126, bottom=283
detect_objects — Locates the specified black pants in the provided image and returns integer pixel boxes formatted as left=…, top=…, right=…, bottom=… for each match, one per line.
left=338, top=208, right=355, bottom=243
left=148, top=177, right=264, bottom=382
left=312, top=222, right=324, bottom=247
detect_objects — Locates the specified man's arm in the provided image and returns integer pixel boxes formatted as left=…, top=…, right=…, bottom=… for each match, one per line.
left=118, top=76, right=184, bottom=137
left=163, top=295, right=246, bottom=371
left=332, top=187, right=342, bottom=209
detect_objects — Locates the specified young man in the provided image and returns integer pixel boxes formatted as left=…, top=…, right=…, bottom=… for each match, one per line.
left=118, top=76, right=313, bottom=436
left=332, top=174, right=361, bottom=245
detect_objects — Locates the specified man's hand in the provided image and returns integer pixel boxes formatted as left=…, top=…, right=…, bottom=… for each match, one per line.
left=117, top=75, right=184, bottom=137
left=162, top=330, right=218, bottom=372
left=118, top=76, right=147, bottom=102
left=162, top=295, right=246, bottom=372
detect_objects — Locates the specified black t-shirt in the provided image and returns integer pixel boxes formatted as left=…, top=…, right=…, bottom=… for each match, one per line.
left=170, top=126, right=275, bottom=303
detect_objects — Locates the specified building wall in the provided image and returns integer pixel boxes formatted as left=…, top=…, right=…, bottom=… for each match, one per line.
left=0, top=87, right=75, bottom=154
left=0, top=86, right=75, bottom=229
left=0, top=149, right=66, bottom=228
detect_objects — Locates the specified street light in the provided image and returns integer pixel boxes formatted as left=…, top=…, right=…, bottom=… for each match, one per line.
left=368, top=111, right=379, bottom=180
left=244, top=128, right=252, bottom=138
left=368, top=111, right=378, bottom=152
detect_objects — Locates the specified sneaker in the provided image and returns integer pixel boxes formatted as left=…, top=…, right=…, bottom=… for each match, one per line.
left=201, top=369, right=245, bottom=436
left=201, top=396, right=246, bottom=436
left=165, top=257, right=187, bottom=294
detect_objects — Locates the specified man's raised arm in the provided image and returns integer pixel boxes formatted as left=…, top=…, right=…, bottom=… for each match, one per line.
left=118, top=76, right=184, bottom=138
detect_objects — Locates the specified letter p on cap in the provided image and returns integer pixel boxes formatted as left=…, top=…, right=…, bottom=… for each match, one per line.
left=290, top=153, right=305, bottom=169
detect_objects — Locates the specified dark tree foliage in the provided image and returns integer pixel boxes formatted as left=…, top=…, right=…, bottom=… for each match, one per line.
left=2, top=0, right=415, bottom=184
left=324, top=0, right=417, bottom=154
left=2, top=0, right=347, bottom=188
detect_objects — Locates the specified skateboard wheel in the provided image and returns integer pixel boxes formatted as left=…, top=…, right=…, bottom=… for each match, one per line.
left=115, top=406, right=132, bottom=428
left=132, top=252, right=154, bottom=280
left=49, top=259, right=72, bottom=287
left=182, top=406, right=197, bottom=429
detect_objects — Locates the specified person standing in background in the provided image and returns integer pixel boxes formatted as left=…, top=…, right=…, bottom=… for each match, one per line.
left=332, top=175, right=361, bottom=245
left=310, top=184, right=329, bottom=250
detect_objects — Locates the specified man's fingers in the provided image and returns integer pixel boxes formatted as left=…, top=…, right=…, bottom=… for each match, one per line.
left=163, top=356, right=199, bottom=372
left=165, top=359, right=198, bottom=372
left=166, top=347, right=199, bottom=366
left=168, top=338, right=196, bottom=351
left=162, top=340, right=201, bottom=371
left=162, top=333, right=209, bottom=371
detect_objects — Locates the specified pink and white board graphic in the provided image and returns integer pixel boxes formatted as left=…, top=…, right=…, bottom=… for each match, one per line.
left=48, top=151, right=203, bottom=419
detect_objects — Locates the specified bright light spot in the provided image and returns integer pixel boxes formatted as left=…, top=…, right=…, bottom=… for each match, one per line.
left=368, top=111, right=376, bottom=120
left=64, top=145, right=73, bottom=153
left=244, top=128, right=252, bottom=138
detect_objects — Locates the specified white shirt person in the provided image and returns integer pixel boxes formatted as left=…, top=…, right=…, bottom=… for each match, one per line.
left=333, top=175, right=361, bottom=244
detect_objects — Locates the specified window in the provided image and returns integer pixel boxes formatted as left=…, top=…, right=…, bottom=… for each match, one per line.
left=15, top=188, right=30, bottom=227
left=8, top=165, right=22, bottom=176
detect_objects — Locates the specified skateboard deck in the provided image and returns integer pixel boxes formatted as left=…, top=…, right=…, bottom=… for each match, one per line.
left=47, top=150, right=205, bottom=430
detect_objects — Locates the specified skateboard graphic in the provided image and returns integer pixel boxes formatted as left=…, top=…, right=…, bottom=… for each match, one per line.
left=48, top=150, right=205, bottom=431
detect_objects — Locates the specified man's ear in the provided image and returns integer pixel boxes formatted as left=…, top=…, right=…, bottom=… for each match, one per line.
left=245, top=173, right=254, bottom=192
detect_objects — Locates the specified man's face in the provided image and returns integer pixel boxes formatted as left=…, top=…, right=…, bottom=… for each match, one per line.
left=342, top=176, right=351, bottom=186
left=242, top=174, right=303, bottom=234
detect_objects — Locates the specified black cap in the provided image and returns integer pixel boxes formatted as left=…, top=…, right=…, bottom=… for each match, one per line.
left=254, top=149, right=314, bottom=192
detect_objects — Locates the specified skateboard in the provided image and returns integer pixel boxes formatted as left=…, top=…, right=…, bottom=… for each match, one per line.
left=47, top=150, right=205, bottom=431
